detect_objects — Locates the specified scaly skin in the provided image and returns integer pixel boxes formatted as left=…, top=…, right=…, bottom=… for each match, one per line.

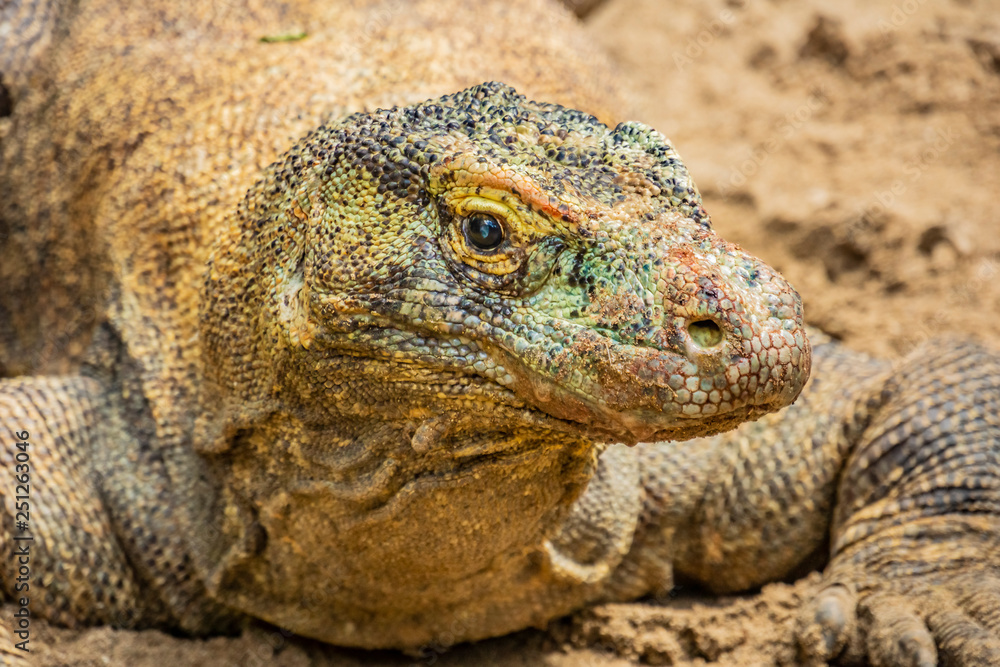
left=1, top=1, right=998, bottom=665
left=188, top=83, right=808, bottom=647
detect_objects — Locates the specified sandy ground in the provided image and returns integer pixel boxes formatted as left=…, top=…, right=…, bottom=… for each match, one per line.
left=25, top=0, right=1000, bottom=664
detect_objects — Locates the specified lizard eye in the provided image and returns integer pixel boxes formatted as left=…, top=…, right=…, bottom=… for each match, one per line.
left=438, top=193, right=563, bottom=297
left=464, top=213, right=505, bottom=251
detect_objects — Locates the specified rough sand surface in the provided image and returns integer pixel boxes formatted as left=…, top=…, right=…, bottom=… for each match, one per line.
left=27, top=0, right=1000, bottom=664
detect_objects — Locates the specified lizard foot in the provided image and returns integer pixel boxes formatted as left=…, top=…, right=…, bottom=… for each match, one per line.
left=796, top=340, right=1000, bottom=666
left=796, top=571, right=1000, bottom=666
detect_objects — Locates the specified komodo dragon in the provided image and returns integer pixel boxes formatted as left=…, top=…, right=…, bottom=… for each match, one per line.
left=1, top=1, right=999, bottom=665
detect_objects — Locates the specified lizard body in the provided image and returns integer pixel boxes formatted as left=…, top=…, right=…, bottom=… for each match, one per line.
left=1, top=1, right=998, bottom=665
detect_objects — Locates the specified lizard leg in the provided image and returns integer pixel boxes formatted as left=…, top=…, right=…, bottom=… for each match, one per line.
left=796, top=341, right=1000, bottom=666
left=0, top=375, right=171, bottom=631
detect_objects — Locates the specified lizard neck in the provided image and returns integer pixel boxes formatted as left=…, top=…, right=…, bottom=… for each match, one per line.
left=188, top=401, right=602, bottom=645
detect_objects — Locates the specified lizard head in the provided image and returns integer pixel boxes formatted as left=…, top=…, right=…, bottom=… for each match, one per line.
left=202, top=82, right=810, bottom=447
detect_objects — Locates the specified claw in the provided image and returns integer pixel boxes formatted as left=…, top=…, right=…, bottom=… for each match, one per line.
left=955, top=577, right=1000, bottom=633
left=815, top=587, right=852, bottom=655
left=796, top=584, right=857, bottom=663
left=927, top=609, right=1000, bottom=667
left=860, top=593, right=937, bottom=667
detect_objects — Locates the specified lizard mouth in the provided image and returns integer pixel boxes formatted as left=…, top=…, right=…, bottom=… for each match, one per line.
left=455, top=374, right=772, bottom=447
left=485, top=325, right=811, bottom=446
left=373, top=369, right=764, bottom=448
left=509, top=374, right=782, bottom=446
left=368, top=317, right=811, bottom=447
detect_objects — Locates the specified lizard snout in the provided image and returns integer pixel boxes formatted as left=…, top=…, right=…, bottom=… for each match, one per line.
left=517, top=235, right=814, bottom=444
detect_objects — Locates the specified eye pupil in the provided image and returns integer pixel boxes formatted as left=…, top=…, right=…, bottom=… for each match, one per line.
left=465, top=213, right=504, bottom=251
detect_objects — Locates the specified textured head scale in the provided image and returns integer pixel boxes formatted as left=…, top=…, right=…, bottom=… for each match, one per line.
left=201, top=82, right=810, bottom=447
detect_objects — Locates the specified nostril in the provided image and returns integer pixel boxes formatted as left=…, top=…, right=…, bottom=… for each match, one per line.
left=687, top=319, right=724, bottom=349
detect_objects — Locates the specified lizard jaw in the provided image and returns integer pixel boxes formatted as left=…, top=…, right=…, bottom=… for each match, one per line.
left=489, top=324, right=812, bottom=446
